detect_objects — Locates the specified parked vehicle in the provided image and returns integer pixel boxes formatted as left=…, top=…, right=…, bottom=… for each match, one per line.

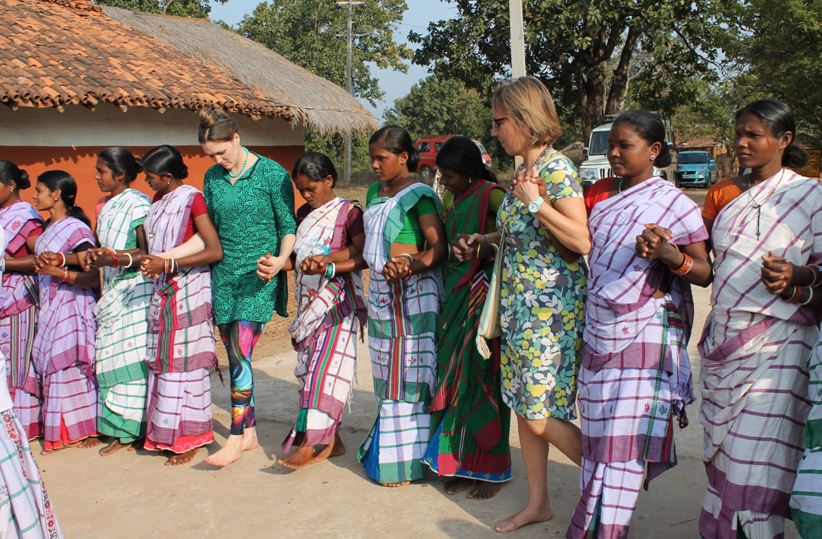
left=674, top=150, right=717, bottom=188
left=579, top=115, right=676, bottom=187
left=414, top=135, right=492, bottom=182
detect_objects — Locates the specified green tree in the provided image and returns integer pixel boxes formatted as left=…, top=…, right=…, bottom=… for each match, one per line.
left=237, top=1, right=412, bottom=175
left=411, top=0, right=737, bottom=141
left=238, top=0, right=410, bottom=106
left=731, top=0, right=822, bottom=145
left=383, top=76, right=490, bottom=141
left=94, top=0, right=222, bottom=17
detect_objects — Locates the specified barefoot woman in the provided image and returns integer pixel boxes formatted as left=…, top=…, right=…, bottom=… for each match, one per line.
left=139, top=145, right=223, bottom=466
left=421, top=137, right=511, bottom=500
left=31, top=171, right=100, bottom=453
left=480, top=77, right=590, bottom=533
left=82, top=148, right=153, bottom=456
left=198, top=109, right=297, bottom=467
left=270, top=152, right=366, bottom=470
left=357, top=126, right=447, bottom=486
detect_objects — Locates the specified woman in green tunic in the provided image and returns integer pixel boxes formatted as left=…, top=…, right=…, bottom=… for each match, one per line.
left=197, top=109, right=297, bottom=467
left=421, top=136, right=511, bottom=499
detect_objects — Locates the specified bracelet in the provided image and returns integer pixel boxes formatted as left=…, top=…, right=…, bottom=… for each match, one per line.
left=811, top=267, right=822, bottom=288
left=671, top=252, right=694, bottom=276
left=164, top=258, right=170, bottom=273
left=784, top=285, right=803, bottom=303
left=106, top=247, right=120, bottom=267
left=475, top=242, right=482, bottom=260
left=58, top=252, right=66, bottom=267
left=325, top=262, right=336, bottom=279
left=60, top=268, right=71, bottom=283
left=171, top=257, right=177, bottom=273
left=123, top=252, right=134, bottom=269
left=799, top=286, right=815, bottom=306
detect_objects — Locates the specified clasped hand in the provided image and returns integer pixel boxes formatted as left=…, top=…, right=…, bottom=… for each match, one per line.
left=256, top=253, right=285, bottom=282
left=511, top=167, right=547, bottom=205
left=635, top=224, right=678, bottom=263
left=761, top=251, right=792, bottom=296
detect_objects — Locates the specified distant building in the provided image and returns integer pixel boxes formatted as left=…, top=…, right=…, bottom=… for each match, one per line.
left=0, top=0, right=377, bottom=217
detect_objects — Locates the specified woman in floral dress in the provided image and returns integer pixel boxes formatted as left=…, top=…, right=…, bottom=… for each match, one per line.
left=457, top=76, right=590, bottom=533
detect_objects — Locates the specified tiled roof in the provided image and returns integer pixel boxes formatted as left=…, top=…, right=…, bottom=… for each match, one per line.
left=0, top=0, right=377, bottom=131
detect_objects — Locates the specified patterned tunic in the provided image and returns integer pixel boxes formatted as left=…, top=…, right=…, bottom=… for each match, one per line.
left=204, top=153, right=297, bottom=324
left=497, top=147, right=587, bottom=420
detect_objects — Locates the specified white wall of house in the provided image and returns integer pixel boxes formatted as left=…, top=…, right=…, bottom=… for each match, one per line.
left=0, top=105, right=304, bottom=147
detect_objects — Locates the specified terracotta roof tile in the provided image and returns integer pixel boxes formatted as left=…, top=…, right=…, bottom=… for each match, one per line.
left=0, top=0, right=296, bottom=121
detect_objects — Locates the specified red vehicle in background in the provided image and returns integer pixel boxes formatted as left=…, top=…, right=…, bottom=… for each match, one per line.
left=414, top=135, right=493, bottom=182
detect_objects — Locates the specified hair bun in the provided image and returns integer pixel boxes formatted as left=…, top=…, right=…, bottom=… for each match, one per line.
left=783, top=144, right=808, bottom=169
left=179, top=164, right=189, bottom=180
left=198, top=108, right=220, bottom=129
left=17, top=169, right=30, bottom=189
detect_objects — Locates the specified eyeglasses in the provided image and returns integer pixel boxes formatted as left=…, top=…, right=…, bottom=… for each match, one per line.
left=492, top=117, right=508, bottom=129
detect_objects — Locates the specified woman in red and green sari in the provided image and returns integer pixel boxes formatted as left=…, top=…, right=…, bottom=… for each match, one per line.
left=422, top=136, right=511, bottom=499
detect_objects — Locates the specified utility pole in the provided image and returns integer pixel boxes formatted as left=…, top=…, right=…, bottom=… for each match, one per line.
left=509, top=0, right=526, bottom=168
left=336, top=1, right=364, bottom=185
left=509, top=0, right=526, bottom=78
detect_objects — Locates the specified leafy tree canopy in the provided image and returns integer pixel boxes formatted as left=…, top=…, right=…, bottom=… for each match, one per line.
left=94, top=0, right=222, bottom=18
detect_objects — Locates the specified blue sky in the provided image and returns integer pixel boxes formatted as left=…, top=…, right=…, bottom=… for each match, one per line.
left=209, top=0, right=457, bottom=121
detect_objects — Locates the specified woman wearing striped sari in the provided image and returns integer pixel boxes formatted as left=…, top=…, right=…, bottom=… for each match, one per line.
left=270, top=152, right=366, bottom=470
left=760, top=258, right=822, bottom=537
left=567, top=111, right=712, bottom=538
left=420, top=136, right=511, bottom=499
left=699, top=100, right=822, bottom=538
left=0, top=161, right=44, bottom=440
left=356, top=126, right=447, bottom=486
left=80, top=148, right=153, bottom=456
left=0, top=226, right=63, bottom=539
left=138, top=145, right=223, bottom=466
left=31, top=171, right=100, bottom=454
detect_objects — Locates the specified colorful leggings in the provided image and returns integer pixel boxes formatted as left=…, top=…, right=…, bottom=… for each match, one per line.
left=218, top=321, right=265, bottom=435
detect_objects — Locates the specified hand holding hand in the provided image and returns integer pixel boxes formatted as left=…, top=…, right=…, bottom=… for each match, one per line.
left=140, top=255, right=166, bottom=279
left=383, top=256, right=412, bottom=282
left=452, top=233, right=484, bottom=262
left=635, top=224, right=678, bottom=263
left=761, top=251, right=793, bottom=295
left=511, top=167, right=546, bottom=205
left=38, top=252, right=64, bottom=267
left=300, top=255, right=331, bottom=276
left=256, top=253, right=283, bottom=282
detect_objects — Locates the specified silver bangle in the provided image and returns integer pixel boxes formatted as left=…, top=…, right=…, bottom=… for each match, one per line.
left=799, top=286, right=814, bottom=306
left=123, top=252, right=134, bottom=269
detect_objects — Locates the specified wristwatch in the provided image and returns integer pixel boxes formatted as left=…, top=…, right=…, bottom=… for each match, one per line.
left=527, top=196, right=545, bottom=214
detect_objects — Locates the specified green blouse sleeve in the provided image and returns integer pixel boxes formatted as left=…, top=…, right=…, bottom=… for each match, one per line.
left=268, top=162, right=297, bottom=238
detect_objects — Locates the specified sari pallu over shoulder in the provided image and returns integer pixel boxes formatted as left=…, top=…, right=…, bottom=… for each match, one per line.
left=363, top=183, right=442, bottom=403
left=698, top=170, right=822, bottom=539
left=32, top=218, right=96, bottom=377
left=96, top=188, right=150, bottom=288
left=0, top=202, right=41, bottom=318
left=144, top=185, right=217, bottom=374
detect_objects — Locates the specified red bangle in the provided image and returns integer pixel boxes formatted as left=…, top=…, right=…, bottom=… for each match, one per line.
left=671, top=252, right=694, bottom=276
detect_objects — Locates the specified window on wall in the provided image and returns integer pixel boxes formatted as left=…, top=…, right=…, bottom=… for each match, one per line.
left=417, top=142, right=431, bottom=153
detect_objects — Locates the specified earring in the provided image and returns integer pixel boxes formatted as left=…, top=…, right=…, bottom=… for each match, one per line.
left=650, top=155, right=656, bottom=161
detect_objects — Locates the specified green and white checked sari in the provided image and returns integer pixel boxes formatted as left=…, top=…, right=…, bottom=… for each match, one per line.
left=94, top=189, right=152, bottom=443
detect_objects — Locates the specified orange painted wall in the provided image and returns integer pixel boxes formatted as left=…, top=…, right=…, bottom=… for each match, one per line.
left=0, top=145, right=305, bottom=225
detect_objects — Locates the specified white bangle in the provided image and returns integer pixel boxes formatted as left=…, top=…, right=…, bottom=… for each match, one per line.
left=123, top=252, right=134, bottom=269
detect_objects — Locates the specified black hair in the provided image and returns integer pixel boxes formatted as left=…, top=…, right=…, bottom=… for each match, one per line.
left=736, top=99, right=807, bottom=169
left=435, top=136, right=496, bottom=183
left=611, top=110, right=672, bottom=168
left=368, top=126, right=419, bottom=172
left=37, top=170, right=91, bottom=227
left=98, top=147, right=143, bottom=185
left=140, top=145, right=189, bottom=180
left=0, top=160, right=31, bottom=191
left=291, top=151, right=338, bottom=187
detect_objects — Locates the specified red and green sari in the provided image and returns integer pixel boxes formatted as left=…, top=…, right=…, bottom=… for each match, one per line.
left=422, top=180, right=512, bottom=482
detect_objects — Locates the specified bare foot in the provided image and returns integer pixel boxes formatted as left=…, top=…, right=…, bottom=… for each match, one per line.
left=127, top=440, right=141, bottom=452
left=165, top=448, right=199, bottom=466
left=383, top=481, right=411, bottom=487
left=78, top=437, right=101, bottom=449
left=203, top=435, right=244, bottom=467
left=494, top=505, right=553, bottom=533
left=444, top=477, right=473, bottom=495
left=309, top=432, right=346, bottom=464
left=99, top=440, right=127, bottom=457
left=467, top=481, right=503, bottom=500
left=278, top=445, right=316, bottom=470
left=241, top=427, right=259, bottom=451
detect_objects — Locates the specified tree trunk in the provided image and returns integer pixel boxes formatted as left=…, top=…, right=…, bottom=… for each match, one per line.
left=605, top=26, right=639, bottom=115
left=580, top=70, right=607, bottom=144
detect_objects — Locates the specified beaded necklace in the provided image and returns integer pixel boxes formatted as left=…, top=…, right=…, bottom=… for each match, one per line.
left=228, top=148, right=250, bottom=180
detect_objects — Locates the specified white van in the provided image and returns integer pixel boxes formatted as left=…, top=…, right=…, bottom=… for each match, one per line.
left=579, top=115, right=676, bottom=186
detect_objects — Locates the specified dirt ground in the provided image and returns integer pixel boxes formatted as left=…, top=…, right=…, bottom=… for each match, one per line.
left=35, top=188, right=799, bottom=538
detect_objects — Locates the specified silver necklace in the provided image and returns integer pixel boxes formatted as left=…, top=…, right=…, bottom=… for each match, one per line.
left=746, top=168, right=786, bottom=240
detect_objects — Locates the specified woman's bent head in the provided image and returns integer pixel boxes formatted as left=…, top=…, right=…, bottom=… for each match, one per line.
left=491, top=76, right=561, bottom=157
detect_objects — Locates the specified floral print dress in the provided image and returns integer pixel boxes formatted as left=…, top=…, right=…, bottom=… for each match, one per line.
left=498, top=147, right=587, bottom=420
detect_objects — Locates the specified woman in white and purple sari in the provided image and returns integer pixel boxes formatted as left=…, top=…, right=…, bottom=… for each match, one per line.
left=30, top=171, right=100, bottom=453
left=0, top=161, right=44, bottom=440
left=699, top=100, right=822, bottom=538
left=568, top=111, right=712, bottom=538
left=138, top=145, right=223, bottom=466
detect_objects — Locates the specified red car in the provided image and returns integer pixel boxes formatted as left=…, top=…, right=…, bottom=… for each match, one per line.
left=414, top=135, right=492, bottom=182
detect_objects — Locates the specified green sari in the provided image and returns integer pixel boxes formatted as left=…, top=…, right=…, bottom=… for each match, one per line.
left=421, top=180, right=512, bottom=482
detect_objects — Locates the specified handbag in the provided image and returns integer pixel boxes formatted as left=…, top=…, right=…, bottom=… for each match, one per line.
left=476, top=225, right=506, bottom=359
